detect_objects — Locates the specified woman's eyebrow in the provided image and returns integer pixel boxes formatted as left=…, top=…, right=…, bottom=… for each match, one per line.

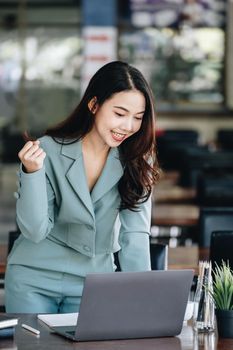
left=113, top=106, right=145, bottom=114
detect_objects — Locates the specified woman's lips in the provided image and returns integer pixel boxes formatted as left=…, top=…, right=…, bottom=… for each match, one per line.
left=111, top=131, right=126, bottom=142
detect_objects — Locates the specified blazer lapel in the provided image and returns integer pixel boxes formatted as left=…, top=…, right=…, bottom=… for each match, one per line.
left=91, top=147, right=124, bottom=203
left=61, top=140, right=94, bottom=220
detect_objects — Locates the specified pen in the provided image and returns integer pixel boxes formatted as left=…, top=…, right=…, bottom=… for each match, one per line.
left=21, top=323, right=40, bottom=335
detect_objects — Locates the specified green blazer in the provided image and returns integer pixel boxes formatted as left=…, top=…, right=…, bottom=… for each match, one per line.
left=8, top=136, right=151, bottom=275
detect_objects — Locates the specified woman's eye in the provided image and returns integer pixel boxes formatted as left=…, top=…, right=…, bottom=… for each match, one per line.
left=134, top=116, right=143, bottom=121
left=115, top=112, right=124, bottom=117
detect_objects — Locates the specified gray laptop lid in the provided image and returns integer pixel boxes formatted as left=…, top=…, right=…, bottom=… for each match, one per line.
left=73, top=269, right=193, bottom=341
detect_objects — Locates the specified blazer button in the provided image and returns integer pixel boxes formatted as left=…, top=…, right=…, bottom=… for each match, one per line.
left=83, top=245, right=91, bottom=252
left=86, top=225, right=93, bottom=230
left=13, top=192, right=20, bottom=199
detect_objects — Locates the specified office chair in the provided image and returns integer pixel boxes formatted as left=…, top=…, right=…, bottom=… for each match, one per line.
left=113, top=243, right=168, bottom=271
left=8, top=229, right=21, bottom=254
left=198, top=207, right=233, bottom=247
left=196, top=170, right=233, bottom=207
left=210, top=231, right=233, bottom=270
left=150, top=243, right=168, bottom=270
left=0, top=229, right=21, bottom=313
left=0, top=273, right=5, bottom=312
left=1, top=126, right=25, bottom=163
left=179, top=149, right=233, bottom=188
left=217, top=129, right=233, bottom=151
left=156, top=129, right=199, bottom=171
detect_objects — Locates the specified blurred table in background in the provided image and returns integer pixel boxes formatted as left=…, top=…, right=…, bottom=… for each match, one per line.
left=153, top=171, right=196, bottom=204
left=168, top=246, right=209, bottom=274
left=152, top=204, right=199, bottom=227
left=0, top=244, right=7, bottom=274
left=152, top=171, right=199, bottom=246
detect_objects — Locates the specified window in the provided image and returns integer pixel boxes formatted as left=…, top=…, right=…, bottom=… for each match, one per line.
left=118, top=0, right=228, bottom=113
left=0, top=2, right=83, bottom=133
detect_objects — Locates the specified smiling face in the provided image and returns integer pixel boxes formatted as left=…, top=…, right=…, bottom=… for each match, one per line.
left=89, top=90, right=145, bottom=149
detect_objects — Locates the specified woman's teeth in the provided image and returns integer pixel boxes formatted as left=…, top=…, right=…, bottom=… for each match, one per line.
left=112, top=131, right=126, bottom=141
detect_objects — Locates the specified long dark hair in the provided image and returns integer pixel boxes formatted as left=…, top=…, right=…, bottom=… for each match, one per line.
left=45, top=61, right=160, bottom=210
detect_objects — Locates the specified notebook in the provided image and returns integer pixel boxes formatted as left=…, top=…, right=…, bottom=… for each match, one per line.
left=50, top=269, right=193, bottom=342
left=0, top=315, right=18, bottom=329
left=38, top=313, right=78, bottom=327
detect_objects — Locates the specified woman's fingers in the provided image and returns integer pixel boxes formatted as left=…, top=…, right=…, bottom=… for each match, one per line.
left=18, top=141, right=33, bottom=159
left=18, top=140, right=40, bottom=160
left=18, top=140, right=46, bottom=173
left=29, top=147, right=44, bottom=160
left=23, top=144, right=41, bottom=160
left=28, top=150, right=46, bottom=167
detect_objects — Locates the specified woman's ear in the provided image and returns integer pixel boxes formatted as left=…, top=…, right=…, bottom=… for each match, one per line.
left=88, top=96, right=98, bottom=114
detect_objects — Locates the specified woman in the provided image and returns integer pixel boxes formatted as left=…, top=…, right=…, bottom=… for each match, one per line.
left=5, top=61, right=160, bottom=313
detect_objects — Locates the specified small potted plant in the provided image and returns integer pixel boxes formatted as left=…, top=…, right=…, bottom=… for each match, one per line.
left=211, top=261, right=233, bottom=338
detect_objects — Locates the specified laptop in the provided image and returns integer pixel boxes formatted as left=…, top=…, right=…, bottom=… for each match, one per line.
left=51, top=269, right=193, bottom=341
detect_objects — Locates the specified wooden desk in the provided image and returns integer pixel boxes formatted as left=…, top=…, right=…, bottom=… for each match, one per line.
left=1, top=314, right=232, bottom=350
left=152, top=204, right=199, bottom=227
left=168, top=246, right=210, bottom=274
left=153, top=171, right=196, bottom=204
left=152, top=171, right=199, bottom=227
left=0, top=244, right=7, bottom=274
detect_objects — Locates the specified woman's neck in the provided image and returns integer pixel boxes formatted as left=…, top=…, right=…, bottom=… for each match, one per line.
left=82, top=132, right=110, bottom=157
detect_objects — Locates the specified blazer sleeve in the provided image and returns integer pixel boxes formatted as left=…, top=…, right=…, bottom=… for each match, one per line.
left=16, top=164, right=55, bottom=243
left=118, top=196, right=152, bottom=271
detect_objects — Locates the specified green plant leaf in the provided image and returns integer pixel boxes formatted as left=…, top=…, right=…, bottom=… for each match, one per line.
left=211, top=261, right=233, bottom=310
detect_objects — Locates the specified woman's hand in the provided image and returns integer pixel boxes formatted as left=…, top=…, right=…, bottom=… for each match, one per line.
left=18, top=140, right=46, bottom=173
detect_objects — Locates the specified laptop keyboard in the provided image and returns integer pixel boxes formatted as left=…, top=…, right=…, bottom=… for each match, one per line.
left=66, top=330, right=76, bottom=336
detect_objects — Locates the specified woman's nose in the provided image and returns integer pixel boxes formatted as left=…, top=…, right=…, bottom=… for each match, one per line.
left=122, top=117, right=134, bottom=132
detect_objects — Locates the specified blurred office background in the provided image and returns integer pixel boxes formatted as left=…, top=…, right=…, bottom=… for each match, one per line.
left=0, top=0, right=233, bottom=252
